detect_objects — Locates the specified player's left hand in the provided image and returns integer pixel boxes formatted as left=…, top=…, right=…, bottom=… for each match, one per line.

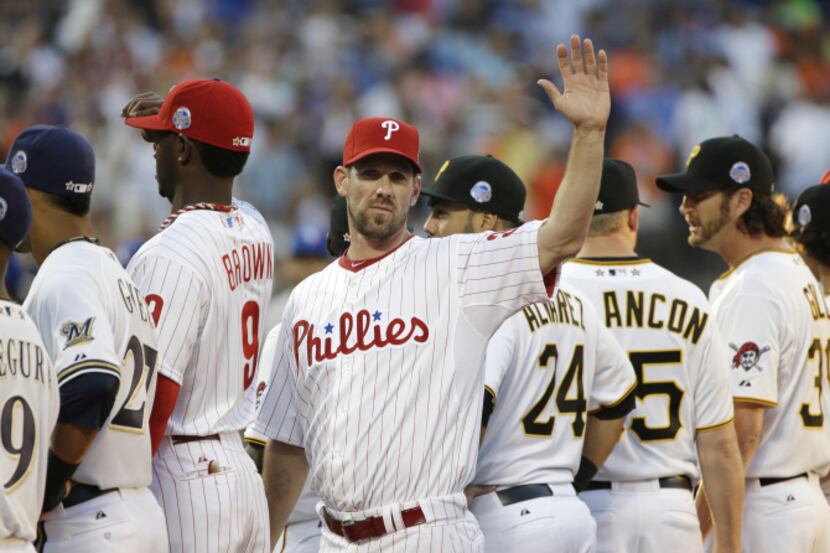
left=121, top=92, right=164, bottom=119
left=464, top=484, right=496, bottom=507
left=537, top=35, right=610, bottom=131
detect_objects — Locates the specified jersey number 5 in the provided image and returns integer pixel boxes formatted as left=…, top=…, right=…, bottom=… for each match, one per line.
left=1, top=396, right=36, bottom=492
left=242, top=300, right=260, bottom=390
left=522, top=343, right=587, bottom=438
left=629, top=350, right=683, bottom=441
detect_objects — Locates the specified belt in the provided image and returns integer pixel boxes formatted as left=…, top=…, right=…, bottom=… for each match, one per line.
left=322, top=506, right=426, bottom=542
left=759, top=473, right=808, bottom=487
left=583, top=475, right=692, bottom=492
left=62, top=483, right=119, bottom=509
left=496, top=484, right=554, bottom=506
left=171, top=434, right=220, bottom=445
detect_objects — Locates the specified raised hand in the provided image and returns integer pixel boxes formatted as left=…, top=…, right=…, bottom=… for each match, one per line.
left=537, top=35, right=610, bottom=131
left=121, top=91, right=164, bottom=119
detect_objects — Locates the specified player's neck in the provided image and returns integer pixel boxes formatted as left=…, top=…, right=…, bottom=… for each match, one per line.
left=577, top=233, right=637, bottom=258
left=347, top=224, right=411, bottom=261
left=171, top=179, right=233, bottom=212
left=716, top=230, right=789, bottom=268
left=32, top=213, right=96, bottom=266
left=0, top=261, right=9, bottom=301
left=819, top=265, right=830, bottom=294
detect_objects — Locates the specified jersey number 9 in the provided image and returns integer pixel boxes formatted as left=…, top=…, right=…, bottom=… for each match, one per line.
left=1, top=396, right=36, bottom=492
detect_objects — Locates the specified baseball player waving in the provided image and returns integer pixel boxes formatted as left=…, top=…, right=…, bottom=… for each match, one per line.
left=658, top=137, right=830, bottom=552
left=123, top=79, right=273, bottom=553
left=562, top=158, right=745, bottom=553
left=422, top=155, right=637, bottom=553
left=13, top=126, right=168, bottom=552
left=0, top=167, right=59, bottom=553
left=254, top=35, right=610, bottom=552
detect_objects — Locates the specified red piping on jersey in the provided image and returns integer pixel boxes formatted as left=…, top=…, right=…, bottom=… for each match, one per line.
left=159, top=203, right=235, bottom=231
left=338, top=234, right=415, bottom=272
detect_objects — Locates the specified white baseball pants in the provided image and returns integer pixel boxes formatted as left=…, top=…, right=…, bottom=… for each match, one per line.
left=41, top=487, right=167, bottom=553
left=274, top=519, right=322, bottom=553
left=470, top=483, right=595, bottom=553
left=580, top=480, right=702, bottom=553
left=741, top=473, right=830, bottom=552
left=152, top=431, right=269, bottom=553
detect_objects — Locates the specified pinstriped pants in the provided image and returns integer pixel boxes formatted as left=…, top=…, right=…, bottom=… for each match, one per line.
left=151, top=432, right=269, bottom=553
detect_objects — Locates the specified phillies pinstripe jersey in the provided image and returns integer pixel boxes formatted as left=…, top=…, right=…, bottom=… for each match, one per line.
left=708, top=250, right=830, bottom=478
left=127, top=199, right=273, bottom=435
left=24, top=241, right=160, bottom=489
left=253, top=221, right=556, bottom=512
left=0, top=300, right=58, bottom=543
left=561, top=257, right=734, bottom=482
left=474, top=285, right=636, bottom=487
left=244, top=324, right=319, bottom=525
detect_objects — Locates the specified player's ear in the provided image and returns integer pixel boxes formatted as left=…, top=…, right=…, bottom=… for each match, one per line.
left=410, top=174, right=422, bottom=207
left=334, top=166, right=349, bottom=197
left=732, top=188, right=753, bottom=219
left=177, top=135, right=192, bottom=166
left=480, top=212, right=499, bottom=232
left=629, top=207, right=639, bottom=233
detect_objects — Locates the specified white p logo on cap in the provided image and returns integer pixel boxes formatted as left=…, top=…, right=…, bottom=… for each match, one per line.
left=381, top=120, right=400, bottom=141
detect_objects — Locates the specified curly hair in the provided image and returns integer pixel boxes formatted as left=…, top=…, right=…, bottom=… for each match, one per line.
left=725, top=190, right=788, bottom=238
left=791, top=226, right=830, bottom=267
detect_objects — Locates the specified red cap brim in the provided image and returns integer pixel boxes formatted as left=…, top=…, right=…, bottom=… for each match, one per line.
left=124, top=113, right=169, bottom=131
left=344, top=146, right=421, bottom=173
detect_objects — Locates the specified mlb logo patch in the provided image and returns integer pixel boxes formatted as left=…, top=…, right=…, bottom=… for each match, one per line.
left=470, top=181, right=492, bottom=203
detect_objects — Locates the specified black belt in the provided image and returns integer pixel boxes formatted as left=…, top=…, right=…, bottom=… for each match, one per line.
left=171, top=433, right=220, bottom=445
left=583, top=475, right=692, bottom=492
left=759, top=473, right=807, bottom=487
left=496, top=484, right=555, bottom=506
left=62, top=483, right=119, bottom=509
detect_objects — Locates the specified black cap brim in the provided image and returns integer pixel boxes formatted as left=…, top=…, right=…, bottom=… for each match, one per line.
left=656, top=173, right=721, bottom=194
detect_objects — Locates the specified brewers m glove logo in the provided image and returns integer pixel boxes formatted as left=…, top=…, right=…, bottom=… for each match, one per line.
left=729, top=341, right=770, bottom=387
left=293, top=309, right=430, bottom=370
left=60, top=317, right=95, bottom=349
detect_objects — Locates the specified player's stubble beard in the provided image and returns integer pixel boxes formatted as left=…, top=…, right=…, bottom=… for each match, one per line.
left=348, top=198, right=408, bottom=240
left=689, top=194, right=731, bottom=248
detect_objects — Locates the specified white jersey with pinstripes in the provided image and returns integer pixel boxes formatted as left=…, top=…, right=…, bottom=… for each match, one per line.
left=474, top=284, right=637, bottom=487
left=708, top=249, right=830, bottom=478
left=0, top=300, right=58, bottom=543
left=127, top=199, right=274, bottom=435
left=245, top=324, right=319, bottom=525
left=24, top=241, right=160, bottom=489
left=253, top=221, right=556, bottom=514
left=560, top=257, right=734, bottom=482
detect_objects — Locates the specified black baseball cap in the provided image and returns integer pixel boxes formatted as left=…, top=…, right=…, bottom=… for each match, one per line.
left=420, top=155, right=525, bottom=224
left=327, top=195, right=350, bottom=257
left=5, top=125, right=96, bottom=198
left=656, top=135, right=774, bottom=196
left=0, top=167, right=32, bottom=250
left=594, top=159, right=649, bottom=214
left=792, top=183, right=830, bottom=237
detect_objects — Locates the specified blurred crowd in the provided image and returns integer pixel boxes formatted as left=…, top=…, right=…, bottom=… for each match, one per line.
left=2, top=0, right=829, bottom=297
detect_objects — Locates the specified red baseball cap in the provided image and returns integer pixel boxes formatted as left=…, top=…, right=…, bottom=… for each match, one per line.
left=342, top=117, right=420, bottom=172
left=125, top=78, right=254, bottom=152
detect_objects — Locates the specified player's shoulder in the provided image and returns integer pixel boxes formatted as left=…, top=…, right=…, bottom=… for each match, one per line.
left=711, top=249, right=803, bottom=303
left=0, top=299, right=42, bottom=336
left=34, top=242, right=118, bottom=295
left=646, top=261, right=710, bottom=306
left=128, top=223, right=211, bottom=279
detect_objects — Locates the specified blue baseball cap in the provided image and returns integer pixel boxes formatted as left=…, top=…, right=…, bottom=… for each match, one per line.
left=291, top=222, right=329, bottom=258
left=5, top=125, right=95, bottom=197
left=0, top=167, right=32, bottom=249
